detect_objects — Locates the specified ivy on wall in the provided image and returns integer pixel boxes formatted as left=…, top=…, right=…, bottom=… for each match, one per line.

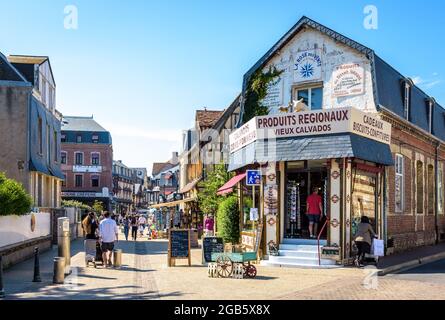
left=242, top=67, right=283, bottom=123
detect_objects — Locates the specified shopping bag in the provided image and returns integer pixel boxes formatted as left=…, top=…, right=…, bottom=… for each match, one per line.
left=371, top=239, right=385, bottom=257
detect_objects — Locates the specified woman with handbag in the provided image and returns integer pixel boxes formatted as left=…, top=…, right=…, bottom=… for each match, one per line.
left=354, top=216, right=377, bottom=267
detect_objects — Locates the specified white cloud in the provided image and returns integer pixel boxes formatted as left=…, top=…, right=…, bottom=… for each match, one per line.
left=423, top=80, right=442, bottom=89
left=411, top=76, right=423, bottom=85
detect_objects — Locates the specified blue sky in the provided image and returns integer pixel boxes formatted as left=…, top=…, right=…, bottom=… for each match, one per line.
left=1, top=0, right=444, bottom=174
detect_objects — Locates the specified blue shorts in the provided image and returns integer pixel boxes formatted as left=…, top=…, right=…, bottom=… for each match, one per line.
left=307, top=214, right=321, bottom=223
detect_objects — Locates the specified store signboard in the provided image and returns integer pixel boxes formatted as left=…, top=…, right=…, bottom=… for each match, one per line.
left=73, top=165, right=102, bottom=173
left=61, top=191, right=103, bottom=198
left=229, top=107, right=391, bottom=153
left=229, top=118, right=257, bottom=153
left=332, top=63, right=365, bottom=97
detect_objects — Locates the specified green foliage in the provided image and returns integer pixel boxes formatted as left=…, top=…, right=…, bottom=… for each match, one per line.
left=0, top=172, right=32, bottom=216
left=217, top=196, right=240, bottom=244
left=62, top=200, right=92, bottom=211
left=92, top=200, right=104, bottom=214
left=242, top=67, right=283, bottom=123
left=198, top=163, right=233, bottom=215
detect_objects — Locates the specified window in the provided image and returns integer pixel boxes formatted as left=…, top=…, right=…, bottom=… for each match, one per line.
left=91, top=153, right=100, bottom=165
left=404, top=82, right=411, bottom=120
left=438, top=167, right=444, bottom=215
left=76, top=135, right=82, bottom=143
left=38, top=117, right=43, bottom=154
left=61, top=152, right=67, bottom=164
left=294, top=86, right=323, bottom=110
left=395, top=154, right=404, bottom=213
left=75, top=152, right=83, bottom=165
left=46, top=125, right=51, bottom=165
left=416, top=161, right=424, bottom=215
left=61, top=134, right=66, bottom=143
left=428, top=100, right=434, bottom=134
left=91, top=175, right=100, bottom=187
left=75, top=175, right=83, bottom=187
left=53, top=131, right=58, bottom=162
left=428, top=164, right=435, bottom=215
left=92, top=134, right=99, bottom=143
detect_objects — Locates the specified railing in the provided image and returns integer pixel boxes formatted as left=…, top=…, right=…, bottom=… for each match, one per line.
left=317, top=218, right=330, bottom=266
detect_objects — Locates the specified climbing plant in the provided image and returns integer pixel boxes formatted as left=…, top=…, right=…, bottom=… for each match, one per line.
left=242, top=66, right=283, bottom=123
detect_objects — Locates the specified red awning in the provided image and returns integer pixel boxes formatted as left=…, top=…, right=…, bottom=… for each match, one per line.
left=217, top=173, right=246, bottom=196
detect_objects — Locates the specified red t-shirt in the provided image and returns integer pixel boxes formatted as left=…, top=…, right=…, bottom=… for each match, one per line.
left=307, top=194, right=322, bottom=215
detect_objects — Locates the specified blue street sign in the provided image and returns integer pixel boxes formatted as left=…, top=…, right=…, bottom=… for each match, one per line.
left=246, top=170, right=261, bottom=186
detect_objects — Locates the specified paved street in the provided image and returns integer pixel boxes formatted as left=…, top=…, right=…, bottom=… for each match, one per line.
left=3, top=232, right=445, bottom=300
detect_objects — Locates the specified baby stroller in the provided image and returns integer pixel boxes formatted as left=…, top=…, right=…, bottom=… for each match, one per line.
left=84, top=239, right=104, bottom=268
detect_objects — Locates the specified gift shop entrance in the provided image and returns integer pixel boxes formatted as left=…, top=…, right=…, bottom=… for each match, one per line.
left=284, top=160, right=328, bottom=240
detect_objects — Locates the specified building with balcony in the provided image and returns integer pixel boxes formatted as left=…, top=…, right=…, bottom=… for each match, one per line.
left=112, top=160, right=134, bottom=215
left=0, top=53, right=64, bottom=209
left=61, top=116, right=113, bottom=210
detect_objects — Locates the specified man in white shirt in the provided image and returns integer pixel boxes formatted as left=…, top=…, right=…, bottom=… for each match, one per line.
left=138, top=215, right=147, bottom=236
left=99, top=211, right=119, bottom=268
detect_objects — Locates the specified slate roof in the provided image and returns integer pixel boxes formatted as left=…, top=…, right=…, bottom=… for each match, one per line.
left=196, top=109, right=224, bottom=129
left=228, top=134, right=393, bottom=172
left=61, top=116, right=109, bottom=132
left=0, top=52, right=29, bottom=83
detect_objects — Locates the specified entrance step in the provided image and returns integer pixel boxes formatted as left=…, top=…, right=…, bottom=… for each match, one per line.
left=261, top=260, right=340, bottom=269
left=278, top=250, right=319, bottom=259
left=269, top=255, right=337, bottom=266
left=282, top=238, right=327, bottom=246
left=279, top=244, right=321, bottom=251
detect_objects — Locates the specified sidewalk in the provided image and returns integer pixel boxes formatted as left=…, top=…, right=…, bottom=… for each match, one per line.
left=377, top=242, right=445, bottom=275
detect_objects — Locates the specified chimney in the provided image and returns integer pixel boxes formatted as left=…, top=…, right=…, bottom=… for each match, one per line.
left=172, top=152, right=179, bottom=163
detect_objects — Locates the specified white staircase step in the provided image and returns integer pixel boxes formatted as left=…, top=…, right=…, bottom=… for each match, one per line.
left=282, top=238, right=327, bottom=246
left=269, top=255, right=337, bottom=266
left=278, top=250, right=319, bottom=259
left=261, top=260, right=340, bottom=269
left=279, top=244, right=320, bottom=251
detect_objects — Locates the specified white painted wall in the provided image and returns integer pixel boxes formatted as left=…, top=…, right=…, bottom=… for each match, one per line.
left=0, top=213, right=51, bottom=249
left=262, top=28, right=377, bottom=114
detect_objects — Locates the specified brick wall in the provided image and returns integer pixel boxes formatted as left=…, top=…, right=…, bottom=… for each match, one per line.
left=386, top=123, right=445, bottom=252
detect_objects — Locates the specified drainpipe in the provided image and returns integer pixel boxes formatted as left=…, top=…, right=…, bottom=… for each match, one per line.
left=435, top=142, right=440, bottom=245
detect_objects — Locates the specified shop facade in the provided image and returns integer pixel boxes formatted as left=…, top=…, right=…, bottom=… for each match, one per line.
left=229, top=108, right=393, bottom=264
left=226, top=16, right=445, bottom=265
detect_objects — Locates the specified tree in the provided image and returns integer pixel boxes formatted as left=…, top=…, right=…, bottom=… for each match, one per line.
left=197, top=163, right=233, bottom=215
left=217, top=196, right=240, bottom=244
left=92, top=200, right=104, bottom=214
left=0, top=172, right=32, bottom=216
left=61, top=200, right=92, bottom=211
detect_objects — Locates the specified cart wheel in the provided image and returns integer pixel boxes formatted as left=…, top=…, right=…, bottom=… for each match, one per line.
left=245, top=265, right=257, bottom=278
left=216, top=255, right=233, bottom=278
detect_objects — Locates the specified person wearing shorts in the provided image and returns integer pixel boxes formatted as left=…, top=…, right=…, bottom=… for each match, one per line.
left=99, top=211, right=119, bottom=268
left=306, top=187, right=323, bottom=239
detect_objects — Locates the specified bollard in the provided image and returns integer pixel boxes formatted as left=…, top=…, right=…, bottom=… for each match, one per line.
left=53, top=257, right=65, bottom=284
left=32, top=247, right=42, bottom=282
left=113, top=249, right=122, bottom=268
left=0, top=255, right=5, bottom=298
left=58, top=217, right=71, bottom=275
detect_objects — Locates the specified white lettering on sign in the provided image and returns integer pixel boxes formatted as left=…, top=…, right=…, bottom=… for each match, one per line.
left=333, top=63, right=365, bottom=97
left=229, top=107, right=392, bottom=153
left=294, top=49, right=322, bottom=83
left=229, top=118, right=257, bottom=153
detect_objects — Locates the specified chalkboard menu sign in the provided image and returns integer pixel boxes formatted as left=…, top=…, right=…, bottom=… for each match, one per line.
left=202, top=237, right=224, bottom=264
left=168, top=229, right=191, bottom=267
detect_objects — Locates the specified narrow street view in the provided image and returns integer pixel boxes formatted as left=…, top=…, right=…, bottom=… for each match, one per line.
left=1, top=0, right=445, bottom=309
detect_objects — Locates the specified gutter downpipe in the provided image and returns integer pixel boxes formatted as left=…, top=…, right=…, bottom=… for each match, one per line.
left=435, top=142, right=440, bottom=245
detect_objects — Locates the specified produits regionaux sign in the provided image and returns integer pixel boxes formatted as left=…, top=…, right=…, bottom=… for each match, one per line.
left=229, top=107, right=391, bottom=153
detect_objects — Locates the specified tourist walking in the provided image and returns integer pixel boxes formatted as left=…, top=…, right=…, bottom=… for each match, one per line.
left=354, top=216, right=377, bottom=267
left=122, top=216, right=130, bottom=241
left=131, top=215, right=138, bottom=241
left=99, top=211, right=119, bottom=268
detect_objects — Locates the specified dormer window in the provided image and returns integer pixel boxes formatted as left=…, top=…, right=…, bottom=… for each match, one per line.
left=426, top=97, right=435, bottom=134
left=403, top=78, right=413, bottom=120
left=92, top=134, right=99, bottom=143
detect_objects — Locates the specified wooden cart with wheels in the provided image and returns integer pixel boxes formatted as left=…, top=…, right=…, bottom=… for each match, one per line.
left=211, top=251, right=258, bottom=279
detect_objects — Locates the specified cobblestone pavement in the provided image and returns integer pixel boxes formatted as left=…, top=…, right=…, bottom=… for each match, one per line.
left=3, top=232, right=445, bottom=300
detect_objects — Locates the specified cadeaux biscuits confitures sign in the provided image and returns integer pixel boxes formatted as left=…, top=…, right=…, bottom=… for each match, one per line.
left=229, top=107, right=391, bottom=153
